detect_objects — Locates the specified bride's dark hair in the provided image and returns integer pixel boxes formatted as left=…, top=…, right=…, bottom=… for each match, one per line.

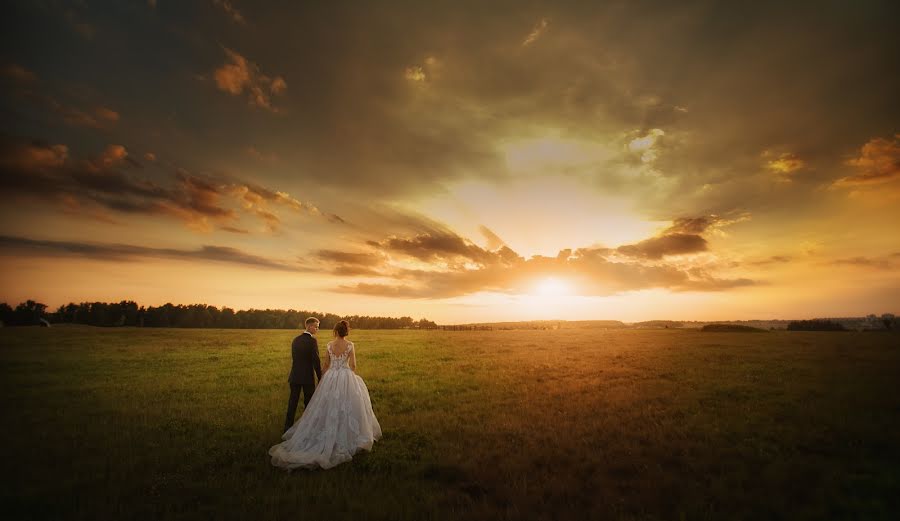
left=333, top=320, right=350, bottom=338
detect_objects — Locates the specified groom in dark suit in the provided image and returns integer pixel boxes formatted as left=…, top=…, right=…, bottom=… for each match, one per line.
left=283, top=317, right=323, bottom=432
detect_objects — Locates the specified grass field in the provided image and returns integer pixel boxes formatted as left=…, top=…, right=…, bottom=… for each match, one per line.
left=1, top=327, right=898, bottom=520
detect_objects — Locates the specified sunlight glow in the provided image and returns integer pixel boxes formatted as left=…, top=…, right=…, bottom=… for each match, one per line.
left=503, top=135, right=614, bottom=173
left=534, top=277, right=571, bottom=296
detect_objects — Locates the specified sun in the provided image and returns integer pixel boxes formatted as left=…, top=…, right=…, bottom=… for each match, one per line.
left=533, top=277, right=571, bottom=296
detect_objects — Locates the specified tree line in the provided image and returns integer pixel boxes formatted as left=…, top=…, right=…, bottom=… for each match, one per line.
left=0, top=300, right=439, bottom=330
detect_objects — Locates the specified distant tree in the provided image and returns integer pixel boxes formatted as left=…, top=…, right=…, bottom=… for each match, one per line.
left=883, top=313, right=896, bottom=330
left=5, top=299, right=436, bottom=330
left=787, top=319, right=846, bottom=331
left=12, top=300, right=47, bottom=326
left=416, top=318, right=437, bottom=329
left=0, top=302, right=12, bottom=326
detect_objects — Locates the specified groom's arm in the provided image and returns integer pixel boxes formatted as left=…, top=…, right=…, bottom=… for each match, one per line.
left=312, top=340, right=322, bottom=381
left=291, top=336, right=302, bottom=363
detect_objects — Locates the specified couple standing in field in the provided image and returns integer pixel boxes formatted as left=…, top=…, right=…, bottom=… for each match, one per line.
left=269, top=317, right=382, bottom=470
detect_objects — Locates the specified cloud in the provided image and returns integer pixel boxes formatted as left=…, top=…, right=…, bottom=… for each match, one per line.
left=2, top=63, right=38, bottom=83
left=220, top=225, right=249, bottom=234
left=830, top=255, right=896, bottom=270
left=834, top=134, right=900, bottom=187
left=212, top=0, right=245, bottom=24
left=332, top=217, right=754, bottom=298
left=604, top=213, right=751, bottom=260
left=227, top=181, right=334, bottom=228
left=0, top=136, right=342, bottom=232
left=764, top=151, right=806, bottom=176
left=523, top=18, right=549, bottom=46
left=404, top=66, right=426, bottom=83
left=45, top=99, right=120, bottom=129
left=479, top=225, right=506, bottom=250
left=336, top=242, right=753, bottom=299
left=214, top=48, right=286, bottom=112
left=748, top=255, right=792, bottom=266
left=315, top=249, right=386, bottom=276
left=65, top=9, right=94, bottom=39
left=1, top=63, right=119, bottom=130
left=98, top=144, right=128, bottom=167
left=627, top=129, right=665, bottom=163
left=616, top=233, right=707, bottom=259
left=0, top=235, right=300, bottom=271
left=316, top=249, right=383, bottom=266
left=663, top=214, right=750, bottom=236
left=2, top=141, right=69, bottom=170
left=373, top=231, right=502, bottom=266
left=244, top=146, right=278, bottom=163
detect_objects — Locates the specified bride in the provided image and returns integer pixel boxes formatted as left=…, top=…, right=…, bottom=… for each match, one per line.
left=269, top=320, right=382, bottom=470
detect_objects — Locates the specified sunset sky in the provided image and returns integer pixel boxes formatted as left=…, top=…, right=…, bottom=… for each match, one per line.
left=1, top=0, right=898, bottom=323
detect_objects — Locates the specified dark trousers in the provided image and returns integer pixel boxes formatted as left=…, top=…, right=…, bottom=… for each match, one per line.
left=283, top=382, right=315, bottom=432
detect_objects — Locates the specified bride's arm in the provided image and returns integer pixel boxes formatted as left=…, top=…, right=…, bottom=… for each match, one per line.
left=322, top=345, right=330, bottom=374
left=349, top=347, right=357, bottom=372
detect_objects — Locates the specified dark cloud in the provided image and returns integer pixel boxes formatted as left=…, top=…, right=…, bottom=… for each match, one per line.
left=664, top=216, right=715, bottom=235
left=748, top=255, right=792, bottom=266
left=316, top=249, right=382, bottom=266
left=830, top=256, right=897, bottom=270
left=0, top=235, right=299, bottom=271
left=0, top=136, right=343, bottom=232
left=378, top=232, right=492, bottom=264
left=1, top=63, right=38, bottom=83
left=616, top=233, right=708, bottom=259
left=6, top=1, right=900, bottom=213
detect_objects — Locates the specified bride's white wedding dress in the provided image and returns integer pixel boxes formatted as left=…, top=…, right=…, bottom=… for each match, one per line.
left=269, top=340, right=382, bottom=470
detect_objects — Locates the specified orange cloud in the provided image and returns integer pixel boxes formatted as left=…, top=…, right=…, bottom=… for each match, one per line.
left=213, top=0, right=245, bottom=24
left=214, top=48, right=286, bottom=112
left=835, top=134, right=900, bottom=187
left=3, top=142, right=69, bottom=170
left=331, top=218, right=754, bottom=298
left=98, top=144, right=128, bottom=167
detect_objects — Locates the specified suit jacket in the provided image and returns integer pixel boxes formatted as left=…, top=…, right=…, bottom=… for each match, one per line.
left=288, top=332, right=322, bottom=384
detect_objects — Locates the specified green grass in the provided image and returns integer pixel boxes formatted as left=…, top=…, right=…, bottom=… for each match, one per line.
left=1, top=327, right=898, bottom=520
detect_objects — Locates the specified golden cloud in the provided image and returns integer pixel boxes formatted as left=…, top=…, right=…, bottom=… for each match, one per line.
left=764, top=151, right=805, bottom=175
left=835, top=134, right=900, bottom=187
left=523, top=18, right=549, bottom=46
left=404, top=66, right=426, bottom=82
left=214, top=48, right=286, bottom=112
left=627, top=129, right=665, bottom=163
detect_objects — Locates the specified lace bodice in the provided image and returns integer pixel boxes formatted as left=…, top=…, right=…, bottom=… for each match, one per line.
left=326, top=341, right=353, bottom=370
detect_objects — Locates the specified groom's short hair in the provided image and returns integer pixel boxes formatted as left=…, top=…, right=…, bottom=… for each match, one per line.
left=304, top=317, right=319, bottom=328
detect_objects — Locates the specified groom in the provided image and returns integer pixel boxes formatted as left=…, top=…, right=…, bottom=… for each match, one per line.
left=283, top=317, right=323, bottom=433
